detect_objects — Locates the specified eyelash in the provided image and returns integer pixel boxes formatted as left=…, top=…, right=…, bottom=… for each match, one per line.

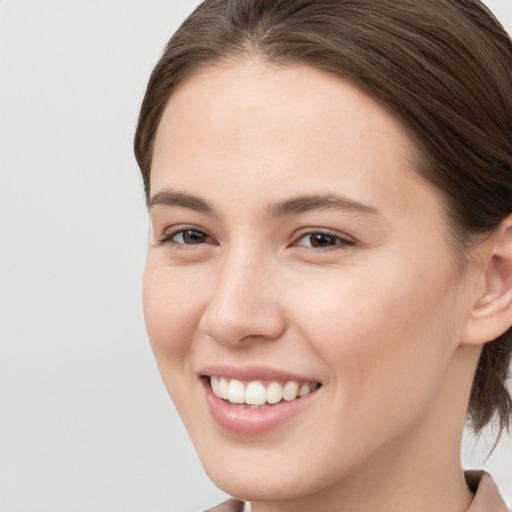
left=292, top=230, right=355, bottom=251
left=157, top=227, right=214, bottom=248
left=157, top=226, right=355, bottom=251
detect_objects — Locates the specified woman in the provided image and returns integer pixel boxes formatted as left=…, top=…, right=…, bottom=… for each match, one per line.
left=134, top=1, right=512, bottom=510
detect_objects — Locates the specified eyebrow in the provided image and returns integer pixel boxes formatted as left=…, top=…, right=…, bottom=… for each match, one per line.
left=148, top=189, right=213, bottom=213
left=148, top=189, right=380, bottom=217
left=267, top=194, right=380, bottom=217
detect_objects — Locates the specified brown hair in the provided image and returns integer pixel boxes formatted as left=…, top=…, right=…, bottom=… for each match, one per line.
left=134, top=0, right=512, bottom=437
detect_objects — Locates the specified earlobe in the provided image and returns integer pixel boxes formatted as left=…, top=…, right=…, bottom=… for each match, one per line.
left=462, top=217, right=512, bottom=346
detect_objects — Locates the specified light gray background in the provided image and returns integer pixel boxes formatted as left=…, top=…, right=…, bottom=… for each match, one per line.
left=0, top=1, right=511, bottom=511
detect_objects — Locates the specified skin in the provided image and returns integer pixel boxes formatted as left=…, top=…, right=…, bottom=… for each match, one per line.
left=143, top=59, right=506, bottom=512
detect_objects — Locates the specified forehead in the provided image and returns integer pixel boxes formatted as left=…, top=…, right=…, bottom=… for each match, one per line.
left=154, top=58, right=413, bottom=156
left=151, top=58, right=432, bottom=216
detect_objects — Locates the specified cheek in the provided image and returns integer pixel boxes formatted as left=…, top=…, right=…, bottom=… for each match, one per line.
left=143, top=261, right=207, bottom=376
left=289, top=259, right=463, bottom=422
left=142, top=260, right=217, bottom=431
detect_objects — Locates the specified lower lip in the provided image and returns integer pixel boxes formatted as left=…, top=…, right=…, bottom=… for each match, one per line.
left=202, top=379, right=319, bottom=435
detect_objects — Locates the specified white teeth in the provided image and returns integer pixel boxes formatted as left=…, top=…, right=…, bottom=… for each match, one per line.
left=219, top=377, right=229, bottom=399
left=282, top=381, right=299, bottom=401
left=266, top=381, right=283, bottom=404
left=229, top=402, right=270, bottom=409
left=227, top=379, right=245, bottom=404
left=211, top=376, right=221, bottom=397
left=298, top=382, right=310, bottom=397
left=245, top=381, right=267, bottom=405
left=210, top=377, right=319, bottom=405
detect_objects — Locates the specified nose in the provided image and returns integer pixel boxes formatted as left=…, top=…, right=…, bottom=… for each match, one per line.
left=198, top=252, right=286, bottom=347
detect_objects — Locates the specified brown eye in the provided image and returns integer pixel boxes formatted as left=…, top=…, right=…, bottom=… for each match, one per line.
left=172, top=229, right=211, bottom=244
left=295, top=231, right=354, bottom=249
left=308, top=233, right=338, bottom=248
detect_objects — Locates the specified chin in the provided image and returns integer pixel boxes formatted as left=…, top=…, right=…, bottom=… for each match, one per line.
left=203, top=460, right=318, bottom=503
left=192, top=431, right=349, bottom=504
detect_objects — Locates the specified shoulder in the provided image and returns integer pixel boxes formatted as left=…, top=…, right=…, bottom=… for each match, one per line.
left=203, top=498, right=245, bottom=512
left=465, top=470, right=510, bottom=512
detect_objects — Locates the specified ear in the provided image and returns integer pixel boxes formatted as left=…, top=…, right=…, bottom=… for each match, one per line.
left=461, top=216, right=512, bottom=346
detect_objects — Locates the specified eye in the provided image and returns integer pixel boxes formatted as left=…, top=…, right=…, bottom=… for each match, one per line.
left=173, top=229, right=210, bottom=244
left=294, top=231, right=354, bottom=250
left=158, top=227, right=214, bottom=246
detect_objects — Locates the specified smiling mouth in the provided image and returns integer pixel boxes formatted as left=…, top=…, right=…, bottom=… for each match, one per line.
left=207, top=376, right=321, bottom=409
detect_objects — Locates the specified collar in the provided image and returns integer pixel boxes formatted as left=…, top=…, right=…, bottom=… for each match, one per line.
left=465, top=470, right=509, bottom=512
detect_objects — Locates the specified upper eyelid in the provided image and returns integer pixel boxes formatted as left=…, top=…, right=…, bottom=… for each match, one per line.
left=157, top=225, right=214, bottom=245
left=289, top=229, right=357, bottom=253
left=291, top=227, right=355, bottom=242
left=159, top=224, right=210, bottom=237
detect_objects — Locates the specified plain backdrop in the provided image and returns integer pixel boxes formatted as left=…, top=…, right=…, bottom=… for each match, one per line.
left=0, top=1, right=511, bottom=511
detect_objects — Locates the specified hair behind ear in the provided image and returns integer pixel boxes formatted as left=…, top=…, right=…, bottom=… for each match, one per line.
left=468, top=333, right=512, bottom=436
left=466, top=220, right=512, bottom=437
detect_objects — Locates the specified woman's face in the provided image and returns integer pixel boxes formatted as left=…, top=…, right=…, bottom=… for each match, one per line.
left=144, top=60, right=478, bottom=503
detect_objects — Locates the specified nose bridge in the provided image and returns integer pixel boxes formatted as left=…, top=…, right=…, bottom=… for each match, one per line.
left=199, top=244, right=285, bottom=345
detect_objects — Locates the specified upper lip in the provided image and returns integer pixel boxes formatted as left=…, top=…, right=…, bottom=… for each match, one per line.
left=198, top=364, right=321, bottom=383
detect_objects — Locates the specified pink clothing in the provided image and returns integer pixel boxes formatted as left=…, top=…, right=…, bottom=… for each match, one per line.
left=465, top=471, right=509, bottom=512
left=205, top=471, right=509, bottom=512
left=204, top=499, right=245, bottom=512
